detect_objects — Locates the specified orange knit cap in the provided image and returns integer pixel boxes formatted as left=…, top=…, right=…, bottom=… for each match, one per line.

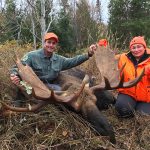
left=44, top=32, right=58, bottom=43
left=98, top=39, right=108, bottom=47
left=129, top=36, right=146, bottom=49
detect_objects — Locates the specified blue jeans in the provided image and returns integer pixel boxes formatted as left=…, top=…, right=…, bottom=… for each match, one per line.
left=115, top=93, right=150, bottom=118
left=46, top=83, right=61, bottom=91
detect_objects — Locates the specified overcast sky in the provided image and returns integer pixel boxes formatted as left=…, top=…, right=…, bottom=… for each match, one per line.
left=101, top=0, right=109, bottom=23
left=1, top=0, right=109, bottom=23
left=90, top=0, right=109, bottom=24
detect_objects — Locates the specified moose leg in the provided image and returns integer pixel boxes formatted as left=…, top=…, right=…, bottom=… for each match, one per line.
left=82, top=101, right=116, bottom=144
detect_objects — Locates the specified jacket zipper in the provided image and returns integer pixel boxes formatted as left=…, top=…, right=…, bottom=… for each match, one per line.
left=134, top=65, right=138, bottom=97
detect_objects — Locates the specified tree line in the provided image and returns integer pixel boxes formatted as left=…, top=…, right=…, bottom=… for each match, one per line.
left=0, top=0, right=149, bottom=52
left=109, top=0, right=150, bottom=49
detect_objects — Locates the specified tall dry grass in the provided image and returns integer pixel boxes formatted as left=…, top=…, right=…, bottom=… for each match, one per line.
left=0, top=40, right=33, bottom=99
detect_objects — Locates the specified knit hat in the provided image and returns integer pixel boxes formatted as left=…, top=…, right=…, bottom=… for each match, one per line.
left=129, top=36, right=146, bottom=49
left=44, top=32, right=58, bottom=43
left=98, top=39, right=108, bottom=47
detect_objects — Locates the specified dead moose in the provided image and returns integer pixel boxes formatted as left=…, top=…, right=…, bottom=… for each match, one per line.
left=0, top=45, right=144, bottom=144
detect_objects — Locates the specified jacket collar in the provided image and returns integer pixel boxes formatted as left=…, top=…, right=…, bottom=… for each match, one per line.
left=39, top=49, right=57, bottom=61
left=126, top=50, right=150, bottom=66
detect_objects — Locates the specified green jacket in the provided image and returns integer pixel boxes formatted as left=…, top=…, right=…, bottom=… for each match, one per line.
left=11, top=49, right=89, bottom=83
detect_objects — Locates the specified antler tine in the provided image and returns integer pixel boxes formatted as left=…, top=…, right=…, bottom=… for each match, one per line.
left=103, top=76, right=111, bottom=89
left=49, top=75, right=90, bottom=104
left=0, top=101, right=48, bottom=112
left=13, top=51, right=21, bottom=66
left=96, top=71, right=125, bottom=90
left=112, top=68, right=145, bottom=89
left=103, top=62, right=126, bottom=89
left=120, top=63, right=126, bottom=73
left=31, top=75, right=89, bottom=104
left=122, top=68, right=145, bottom=88
left=117, top=72, right=125, bottom=87
left=32, top=88, right=52, bottom=101
left=91, top=69, right=145, bottom=92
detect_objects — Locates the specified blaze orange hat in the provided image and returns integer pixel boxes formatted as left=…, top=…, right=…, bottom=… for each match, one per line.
left=44, top=32, right=58, bottom=43
left=129, top=36, right=146, bottom=49
left=98, top=39, right=108, bottom=47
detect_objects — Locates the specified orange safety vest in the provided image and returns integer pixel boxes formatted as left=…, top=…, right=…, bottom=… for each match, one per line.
left=118, top=48, right=150, bottom=103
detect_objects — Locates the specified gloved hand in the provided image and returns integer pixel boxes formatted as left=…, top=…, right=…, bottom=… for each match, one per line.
left=98, top=39, right=108, bottom=47
left=145, top=64, right=150, bottom=77
left=88, top=44, right=97, bottom=57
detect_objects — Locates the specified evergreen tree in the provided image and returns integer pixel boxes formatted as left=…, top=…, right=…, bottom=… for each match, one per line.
left=108, top=0, right=131, bottom=49
left=50, top=0, right=75, bottom=53
left=128, top=0, right=150, bottom=41
left=108, top=0, right=150, bottom=49
left=75, top=0, right=99, bottom=48
left=3, top=0, right=18, bottom=42
left=0, top=0, right=26, bottom=44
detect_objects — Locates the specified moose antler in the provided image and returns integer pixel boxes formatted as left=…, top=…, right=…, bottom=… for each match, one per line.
left=16, top=57, right=51, bottom=99
left=0, top=46, right=144, bottom=114
left=0, top=57, right=90, bottom=112
left=91, top=45, right=144, bottom=92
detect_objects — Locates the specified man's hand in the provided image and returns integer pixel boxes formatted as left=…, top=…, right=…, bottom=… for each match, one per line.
left=88, top=44, right=97, bottom=57
left=10, top=74, right=20, bottom=86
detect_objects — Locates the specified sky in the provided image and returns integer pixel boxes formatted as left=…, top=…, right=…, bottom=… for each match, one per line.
left=90, top=0, right=109, bottom=24
left=0, top=0, right=109, bottom=23
left=100, top=0, right=109, bottom=23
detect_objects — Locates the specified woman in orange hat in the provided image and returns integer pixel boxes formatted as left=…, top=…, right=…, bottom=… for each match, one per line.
left=115, top=36, right=150, bottom=117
